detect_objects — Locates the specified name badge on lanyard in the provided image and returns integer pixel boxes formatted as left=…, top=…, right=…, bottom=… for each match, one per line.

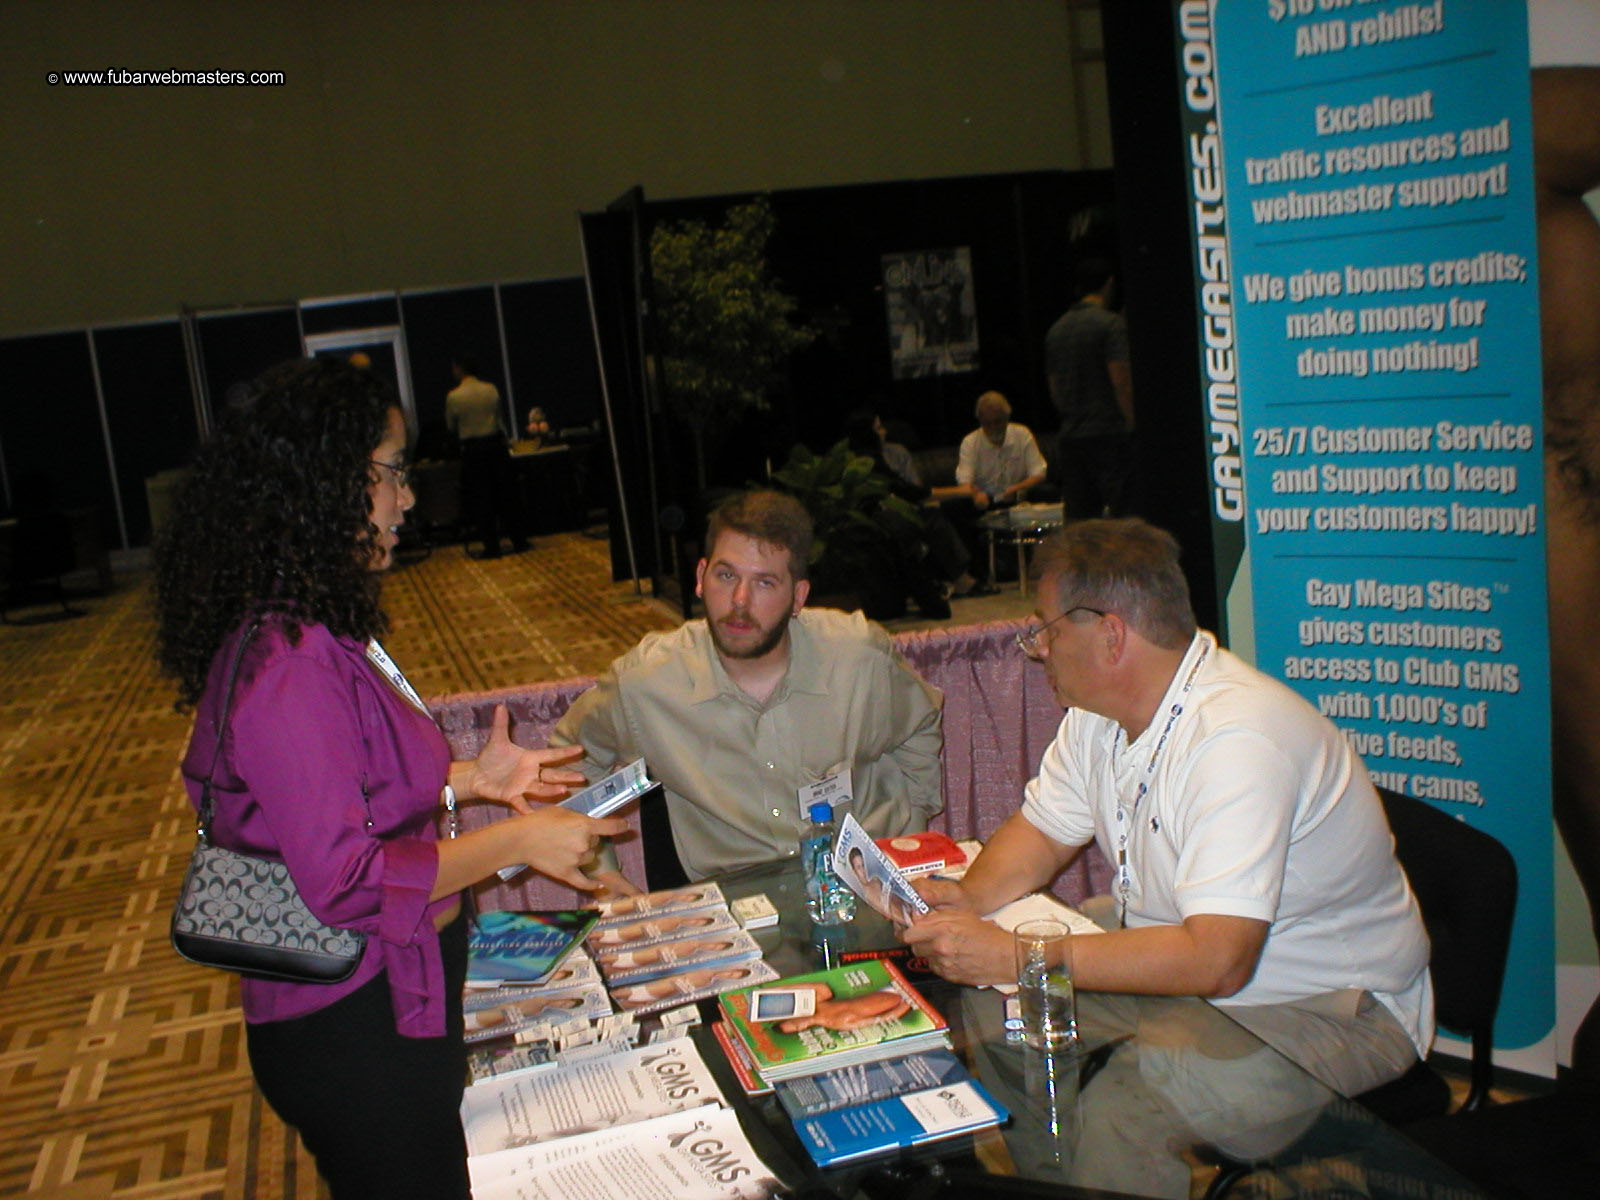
left=365, top=640, right=430, bottom=716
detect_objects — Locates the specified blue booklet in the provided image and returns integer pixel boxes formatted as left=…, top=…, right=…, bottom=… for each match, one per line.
left=774, top=1049, right=970, bottom=1121
left=791, top=1072, right=1009, bottom=1167
left=466, top=910, right=599, bottom=987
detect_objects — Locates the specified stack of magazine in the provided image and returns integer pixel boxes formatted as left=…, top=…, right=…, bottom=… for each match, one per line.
left=467, top=915, right=614, bottom=1049
left=714, top=960, right=1010, bottom=1168
left=462, top=1037, right=781, bottom=1200
left=464, top=911, right=611, bottom=1045
left=588, top=883, right=778, bottom=1014
left=775, top=1048, right=1010, bottom=1168
left=713, top=958, right=949, bottom=1088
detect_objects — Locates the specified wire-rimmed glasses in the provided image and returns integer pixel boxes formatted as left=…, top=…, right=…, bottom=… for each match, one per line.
left=1016, top=606, right=1107, bottom=655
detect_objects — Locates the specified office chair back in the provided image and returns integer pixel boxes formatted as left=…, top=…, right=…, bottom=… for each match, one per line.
left=1360, top=786, right=1517, bottom=1120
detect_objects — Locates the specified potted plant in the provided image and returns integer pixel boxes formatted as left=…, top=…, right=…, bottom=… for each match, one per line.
left=770, top=440, right=930, bottom=619
left=649, top=197, right=815, bottom=491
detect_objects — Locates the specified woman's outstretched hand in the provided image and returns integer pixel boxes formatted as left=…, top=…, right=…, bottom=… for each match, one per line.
left=465, top=705, right=587, bottom=812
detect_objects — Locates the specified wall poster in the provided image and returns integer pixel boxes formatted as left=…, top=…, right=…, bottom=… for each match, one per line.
left=882, top=247, right=979, bottom=379
left=1175, top=0, right=1553, bottom=1069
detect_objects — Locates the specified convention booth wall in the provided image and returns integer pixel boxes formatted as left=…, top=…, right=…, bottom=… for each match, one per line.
left=0, top=276, right=604, bottom=553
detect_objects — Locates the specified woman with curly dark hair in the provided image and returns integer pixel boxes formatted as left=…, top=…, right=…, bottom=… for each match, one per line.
left=154, top=358, right=625, bottom=1198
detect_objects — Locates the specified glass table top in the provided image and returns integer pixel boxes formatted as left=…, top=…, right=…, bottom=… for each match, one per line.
left=693, top=857, right=1487, bottom=1200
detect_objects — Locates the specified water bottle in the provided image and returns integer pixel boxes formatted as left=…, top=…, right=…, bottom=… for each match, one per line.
left=801, top=802, right=856, bottom=925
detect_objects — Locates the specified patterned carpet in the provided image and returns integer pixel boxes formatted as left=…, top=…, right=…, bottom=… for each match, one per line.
left=0, top=529, right=1030, bottom=1199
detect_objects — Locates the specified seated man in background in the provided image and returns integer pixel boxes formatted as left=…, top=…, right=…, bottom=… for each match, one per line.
left=949, top=390, right=1048, bottom=511
left=843, top=411, right=973, bottom=613
left=902, top=518, right=1432, bottom=1096
left=871, top=413, right=925, bottom=492
left=553, top=490, right=944, bottom=891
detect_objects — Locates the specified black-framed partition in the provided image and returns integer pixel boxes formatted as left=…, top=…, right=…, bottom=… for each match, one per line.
left=0, top=277, right=607, bottom=556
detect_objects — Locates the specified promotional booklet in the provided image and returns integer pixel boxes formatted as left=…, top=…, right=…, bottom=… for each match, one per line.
left=468, top=1104, right=780, bottom=1200
left=773, top=1048, right=971, bottom=1120
left=497, top=760, right=655, bottom=881
left=717, top=959, right=948, bottom=1085
left=589, top=882, right=727, bottom=927
left=873, top=830, right=968, bottom=877
left=462, top=980, right=612, bottom=1044
left=587, top=907, right=742, bottom=955
left=466, top=910, right=598, bottom=987
left=464, top=951, right=601, bottom=1008
left=597, top=929, right=764, bottom=987
left=791, top=1076, right=1009, bottom=1168
left=460, top=1038, right=725, bottom=1157
left=610, top=958, right=780, bottom=1016
left=561, top=757, right=653, bottom=818
left=834, top=945, right=940, bottom=985
left=831, top=813, right=932, bottom=924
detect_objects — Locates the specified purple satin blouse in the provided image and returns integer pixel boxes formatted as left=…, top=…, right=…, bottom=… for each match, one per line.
left=181, top=616, right=456, bottom=1037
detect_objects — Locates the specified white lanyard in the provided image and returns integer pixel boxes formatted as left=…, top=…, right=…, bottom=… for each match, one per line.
left=1116, top=642, right=1210, bottom=928
left=365, top=639, right=429, bottom=716
left=366, top=639, right=458, bottom=835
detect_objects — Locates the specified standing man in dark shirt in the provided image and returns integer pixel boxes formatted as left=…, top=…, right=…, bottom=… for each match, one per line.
left=446, top=357, right=529, bottom=559
left=1045, top=258, right=1135, bottom=518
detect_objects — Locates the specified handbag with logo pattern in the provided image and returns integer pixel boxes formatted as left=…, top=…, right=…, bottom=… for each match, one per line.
left=170, top=619, right=367, bottom=983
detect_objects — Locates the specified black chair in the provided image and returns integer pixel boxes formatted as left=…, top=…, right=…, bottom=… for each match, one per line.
left=1352, top=786, right=1518, bottom=1123
left=1203, top=788, right=1518, bottom=1200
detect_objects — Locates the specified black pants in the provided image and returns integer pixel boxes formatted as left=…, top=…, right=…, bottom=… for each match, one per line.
left=459, top=436, right=528, bottom=554
left=1056, top=431, right=1135, bottom=518
left=246, top=915, right=470, bottom=1200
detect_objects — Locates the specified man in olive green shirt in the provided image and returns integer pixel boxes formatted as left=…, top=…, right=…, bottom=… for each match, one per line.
left=553, top=491, right=943, bottom=888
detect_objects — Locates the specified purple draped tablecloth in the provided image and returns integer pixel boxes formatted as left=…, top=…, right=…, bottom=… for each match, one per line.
left=428, top=617, right=1112, bottom=912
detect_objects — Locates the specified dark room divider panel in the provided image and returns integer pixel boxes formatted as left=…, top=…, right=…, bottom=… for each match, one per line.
left=193, top=306, right=303, bottom=427
left=92, top=321, right=197, bottom=547
left=0, top=332, right=116, bottom=540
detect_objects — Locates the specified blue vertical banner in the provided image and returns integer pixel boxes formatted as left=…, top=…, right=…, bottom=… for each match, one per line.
left=1176, top=0, right=1552, bottom=1060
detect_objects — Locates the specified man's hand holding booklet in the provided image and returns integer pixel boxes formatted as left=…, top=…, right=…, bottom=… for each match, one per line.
left=830, top=813, right=932, bottom=925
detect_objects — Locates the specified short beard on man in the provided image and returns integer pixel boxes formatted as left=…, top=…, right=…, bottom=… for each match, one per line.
left=709, top=608, right=792, bottom=661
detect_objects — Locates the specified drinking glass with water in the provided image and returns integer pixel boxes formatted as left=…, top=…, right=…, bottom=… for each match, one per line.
left=1014, top=918, right=1076, bottom=1049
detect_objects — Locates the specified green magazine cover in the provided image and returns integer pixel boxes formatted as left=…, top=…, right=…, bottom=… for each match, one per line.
left=717, top=958, right=947, bottom=1081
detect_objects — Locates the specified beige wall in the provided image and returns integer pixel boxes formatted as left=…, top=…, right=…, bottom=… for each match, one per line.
left=0, top=0, right=1108, bottom=335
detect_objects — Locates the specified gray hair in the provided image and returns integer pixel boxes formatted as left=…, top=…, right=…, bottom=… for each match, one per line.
left=1030, top=518, right=1197, bottom=650
left=975, top=390, right=1011, bottom=421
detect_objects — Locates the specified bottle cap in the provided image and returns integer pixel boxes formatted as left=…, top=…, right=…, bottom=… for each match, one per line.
left=808, top=801, right=833, bottom=823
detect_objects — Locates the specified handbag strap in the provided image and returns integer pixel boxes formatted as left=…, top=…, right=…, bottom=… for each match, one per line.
left=194, top=617, right=375, bottom=844
left=194, top=617, right=261, bottom=842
